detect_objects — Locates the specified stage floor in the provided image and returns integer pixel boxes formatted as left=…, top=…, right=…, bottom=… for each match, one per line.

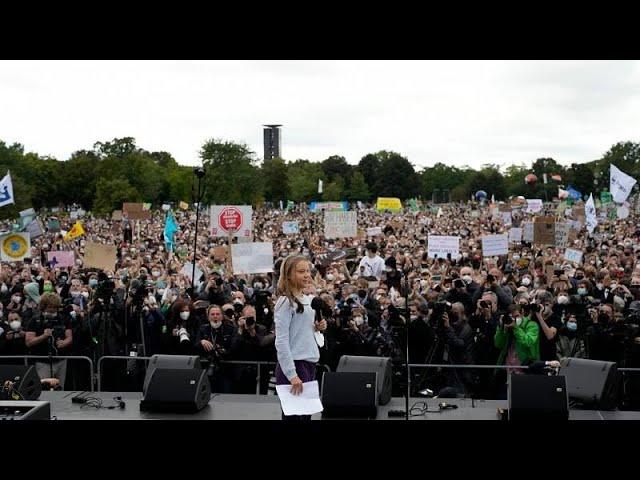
left=38, top=391, right=640, bottom=420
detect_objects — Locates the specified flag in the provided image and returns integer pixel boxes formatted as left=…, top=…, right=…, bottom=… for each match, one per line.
left=179, top=201, right=189, bottom=210
left=64, top=221, right=85, bottom=241
left=585, top=194, right=597, bottom=233
left=610, top=164, right=637, bottom=203
left=566, top=186, right=582, bottom=201
left=142, top=203, right=152, bottom=211
left=164, top=210, right=180, bottom=252
left=408, top=198, right=419, bottom=212
left=318, top=179, right=323, bottom=194
left=551, top=174, right=562, bottom=182
left=0, top=171, right=15, bottom=208
left=285, top=200, right=294, bottom=212
left=543, top=173, right=548, bottom=184
left=0, top=232, right=30, bottom=261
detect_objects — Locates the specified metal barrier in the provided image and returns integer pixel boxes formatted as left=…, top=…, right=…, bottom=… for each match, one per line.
left=97, top=355, right=152, bottom=392
left=95, top=357, right=331, bottom=394
left=0, top=355, right=94, bottom=391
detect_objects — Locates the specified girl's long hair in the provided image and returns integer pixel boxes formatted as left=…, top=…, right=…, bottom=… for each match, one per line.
left=276, top=255, right=309, bottom=314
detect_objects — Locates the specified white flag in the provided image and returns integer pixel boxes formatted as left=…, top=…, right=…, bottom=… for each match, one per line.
left=318, top=179, right=323, bottom=194
left=610, top=164, right=636, bottom=203
left=585, top=193, right=598, bottom=233
left=0, top=171, right=15, bottom=208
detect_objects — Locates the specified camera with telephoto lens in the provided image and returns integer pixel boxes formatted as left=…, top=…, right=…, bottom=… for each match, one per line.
left=245, top=316, right=255, bottom=327
left=431, top=301, right=452, bottom=329
left=177, top=327, right=190, bottom=344
left=501, top=313, right=514, bottom=325
left=522, top=302, right=540, bottom=315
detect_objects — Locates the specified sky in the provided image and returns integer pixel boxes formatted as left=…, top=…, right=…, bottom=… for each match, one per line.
left=1, top=60, right=639, bottom=170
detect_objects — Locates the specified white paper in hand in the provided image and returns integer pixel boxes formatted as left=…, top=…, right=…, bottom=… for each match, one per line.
left=276, top=380, right=323, bottom=416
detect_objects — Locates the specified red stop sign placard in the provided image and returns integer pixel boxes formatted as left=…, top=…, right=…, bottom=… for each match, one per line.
left=218, top=207, right=243, bottom=232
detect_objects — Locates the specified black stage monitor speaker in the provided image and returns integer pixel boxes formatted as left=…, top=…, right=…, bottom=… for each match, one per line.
left=559, top=357, right=619, bottom=410
left=0, top=365, right=42, bottom=401
left=321, top=372, right=377, bottom=419
left=140, top=355, right=210, bottom=413
left=337, top=356, right=392, bottom=405
left=508, top=374, right=569, bottom=421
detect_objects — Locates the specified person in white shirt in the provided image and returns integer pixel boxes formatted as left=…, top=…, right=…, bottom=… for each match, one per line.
left=358, top=242, right=386, bottom=280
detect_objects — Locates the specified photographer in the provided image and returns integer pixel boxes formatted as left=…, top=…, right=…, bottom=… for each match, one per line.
left=0, top=310, right=28, bottom=360
left=195, top=305, right=236, bottom=393
left=586, top=304, right=625, bottom=363
left=471, top=268, right=513, bottom=312
left=444, top=277, right=473, bottom=315
left=166, top=299, right=197, bottom=355
left=230, top=304, right=267, bottom=393
left=494, top=303, right=540, bottom=398
left=556, top=314, right=586, bottom=359
left=25, top=292, right=73, bottom=388
left=531, top=296, right=562, bottom=362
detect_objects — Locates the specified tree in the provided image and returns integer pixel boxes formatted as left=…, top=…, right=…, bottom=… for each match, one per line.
left=358, top=154, right=380, bottom=198
left=346, top=171, right=370, bottom=201
left=320, top=155, right=352, bottom=184
left=322, top=178, right=345, bottom=201
left=93, top=177, right=140, bottom=215
left=287, top=160, right=325, bottom=203
left=372, top=151, right=420, bottom=199
left=262, top=157, right=290, bottom=202
left=200, top=139, right=264, bottom=205
left=421, top=163, right=474, bottom=202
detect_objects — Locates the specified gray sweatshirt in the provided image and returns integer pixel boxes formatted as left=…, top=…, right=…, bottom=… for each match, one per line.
left=274, top=294, right=319, bottom=381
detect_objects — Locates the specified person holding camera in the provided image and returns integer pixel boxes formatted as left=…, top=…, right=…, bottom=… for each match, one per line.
left=471, top=268, right=513, bottom=312
left=166, top=299, right=197, bottom=354
left=195, top=305, right=236, bottom=393
left=494, top=303, right=540, bottom=397
left=445, top=277, right=473, bottom=315
left=230, top=304, right=268, bottom=393
left=357, top=242, right=385, bottom=280
left=0, top=310, right=28, bottom=360
left=25, top=292, right=73, bottom=388
left=531, top=297, right=562, bottom=362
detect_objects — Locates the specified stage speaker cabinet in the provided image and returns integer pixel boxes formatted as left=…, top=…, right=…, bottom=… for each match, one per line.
left=508, top=374, right=569, bottom=421
left=321, top=372, right=378, bottom=419
left=140, top=355, right=210, bottom=413
left=0, top=365, right=42, bottom=401
left=337, top=355, right=392, bottom=405
left=559, top=357, right=619, bottom=410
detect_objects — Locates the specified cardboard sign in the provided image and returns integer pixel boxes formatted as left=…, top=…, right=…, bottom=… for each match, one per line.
left=501, top=211, right=512, bottom=226
left=564, top=248, right=583, bottom=264
left=123, top=203, right=151, bottom=220
left=180, top=262, right=204, bottom=284
left=509, top=228, right=523, bottom=243
left=231, top=242, right=274, bottom=275
left=213, top=246, right=228, bottom=261
left=112, top=210, right=123, bottom=221
left=83, top=242, right=117, bottom=272
left=554, top=222, right=571, bottom=248
left=366, top=227, right=383, bottom=237
left=324, top=211, right=357, bottom=239
left=48, top=219, right=61, bottom=233
left=427, top=235, right=460, bottom=259
left=533, top=217, right=556, bottom=245
left=522, top=222, right=534, bottom=242
left=526, top=199, right=543, bottom=213
left=210, top=205, right=253, bottom=238
left=47, top=251, right=75, bottom=268
left=282, top=221, right=300, bottom=235
left=481, top=234, right=509, bottom=257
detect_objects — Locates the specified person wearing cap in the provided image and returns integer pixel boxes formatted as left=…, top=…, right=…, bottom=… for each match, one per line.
left=358, top=242, right=385, bottom=280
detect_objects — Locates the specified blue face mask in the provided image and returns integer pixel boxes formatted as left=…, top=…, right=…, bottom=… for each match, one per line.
left=567, top=322, right=578, bottom=332
left=89, top=279, right=98, bottom=288
left=577, top=287, right=587, bottom=296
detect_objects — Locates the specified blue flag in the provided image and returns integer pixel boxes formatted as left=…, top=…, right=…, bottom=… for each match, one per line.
left=566, top=185, right=582, bottom=201
left=164, top=210, right=180, bottom=252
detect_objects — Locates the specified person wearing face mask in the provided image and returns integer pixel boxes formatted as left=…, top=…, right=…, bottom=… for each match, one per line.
left=458, top=267, right=480, bottom=298
left=494, top=304, right=540, bottom=398
left=585, top=304, right=624, bottom=363
left=195, top=305, right=237, bottom=393
left=167, top=299, right=197, bottom=355
left=357, top=242, right=385, bottom=280
left=533, top=298, right=563, bottom=361
left=26, top=292, right=73, bottom=388
left=0, top=311, right=28, bottom=359
left=556, top=314, right=586, bottom=359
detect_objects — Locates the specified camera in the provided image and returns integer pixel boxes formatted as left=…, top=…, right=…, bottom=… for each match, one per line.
left=177, top=327, right=190, bottom=344
left=245, top=316, right=255, bottom=327
left=479, top=300, right=490, bottom=309
left=486, top=274, right=495, bottom=284
left=501, top=314, right=514, bottom=325
left=430, top=301, right=452, bottom=329
left=453, top=278, right=465, bottom=289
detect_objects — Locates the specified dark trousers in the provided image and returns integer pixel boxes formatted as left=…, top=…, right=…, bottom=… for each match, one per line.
left=275, top=360, right=316, bottom=421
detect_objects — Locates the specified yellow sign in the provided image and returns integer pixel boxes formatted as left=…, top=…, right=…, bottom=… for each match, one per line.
left=64, top=221, right=86, bottom=241
left=1, top=233, right=30, bottom=261
left=376, top=197, right=403, bottom=212
left=179, top=201, right=189, bottom=210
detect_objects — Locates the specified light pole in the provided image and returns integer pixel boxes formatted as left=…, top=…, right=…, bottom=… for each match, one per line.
left=192, top=166, right=206, bottom=290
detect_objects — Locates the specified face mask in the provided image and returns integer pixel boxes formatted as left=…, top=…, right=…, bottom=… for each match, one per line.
left=89, top=279, right=98, bottom=288
left=521, top=278, right=531, bottom=286
left=533, top=282, right=540, bottom=289
left=515, top=317, right=523, bottom=326
left=462, top=275, right=472, bottom=284
left=596, top=283, right=604, bottom=290
left=385, top=267, right=393, bottom=272
left=410, top=314, right=419, bottom=322
left=575, top=274, right=584, bottom=280
left=210, top=321, right=222, bottom=329
left=157, top=288, right=165, bottom=296
left=0, top=284, right=7, bottom=293
left=253, top=282, right=264, bottom=290
left=420, top=280, right=429, bottom=289
left=513, top=255, right=520, bottom=261
left=180, top=311, right=190, bottom=321
left=280, top=251, right=288, bottom=257
left=152, top=270, right=161, bottom=277
left=326, top=274, right=335, bottom=282
left=566, top=322, right=577, bottom=332
left=81, top=292, right=89, bottom=299
left=69, top=311, right=77, bottom=319
left=353, top=316, right=364, bottom=326
left=9, top=320, right=21, bottom=331
left=610, top=283, right=617, bottom=290
left=557, top=295, right=569, bottom=305
left=43, top=312, right=57, bottom=319
left=233, top=299, right=244, bottom=307
left=11, top=296, right=21, bottom=304
left=577, top=287, right=587, bottom=296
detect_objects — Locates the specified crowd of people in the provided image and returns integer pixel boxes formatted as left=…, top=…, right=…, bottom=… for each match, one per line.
left=1, top=199, right=640, bottom=406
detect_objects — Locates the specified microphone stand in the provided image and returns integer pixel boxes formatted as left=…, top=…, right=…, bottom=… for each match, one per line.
left=402, top=269, right=410, bottom=420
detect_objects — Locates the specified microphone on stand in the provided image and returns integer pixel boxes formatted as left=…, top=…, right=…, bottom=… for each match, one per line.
left=311, top=296, right=327, bottom=348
